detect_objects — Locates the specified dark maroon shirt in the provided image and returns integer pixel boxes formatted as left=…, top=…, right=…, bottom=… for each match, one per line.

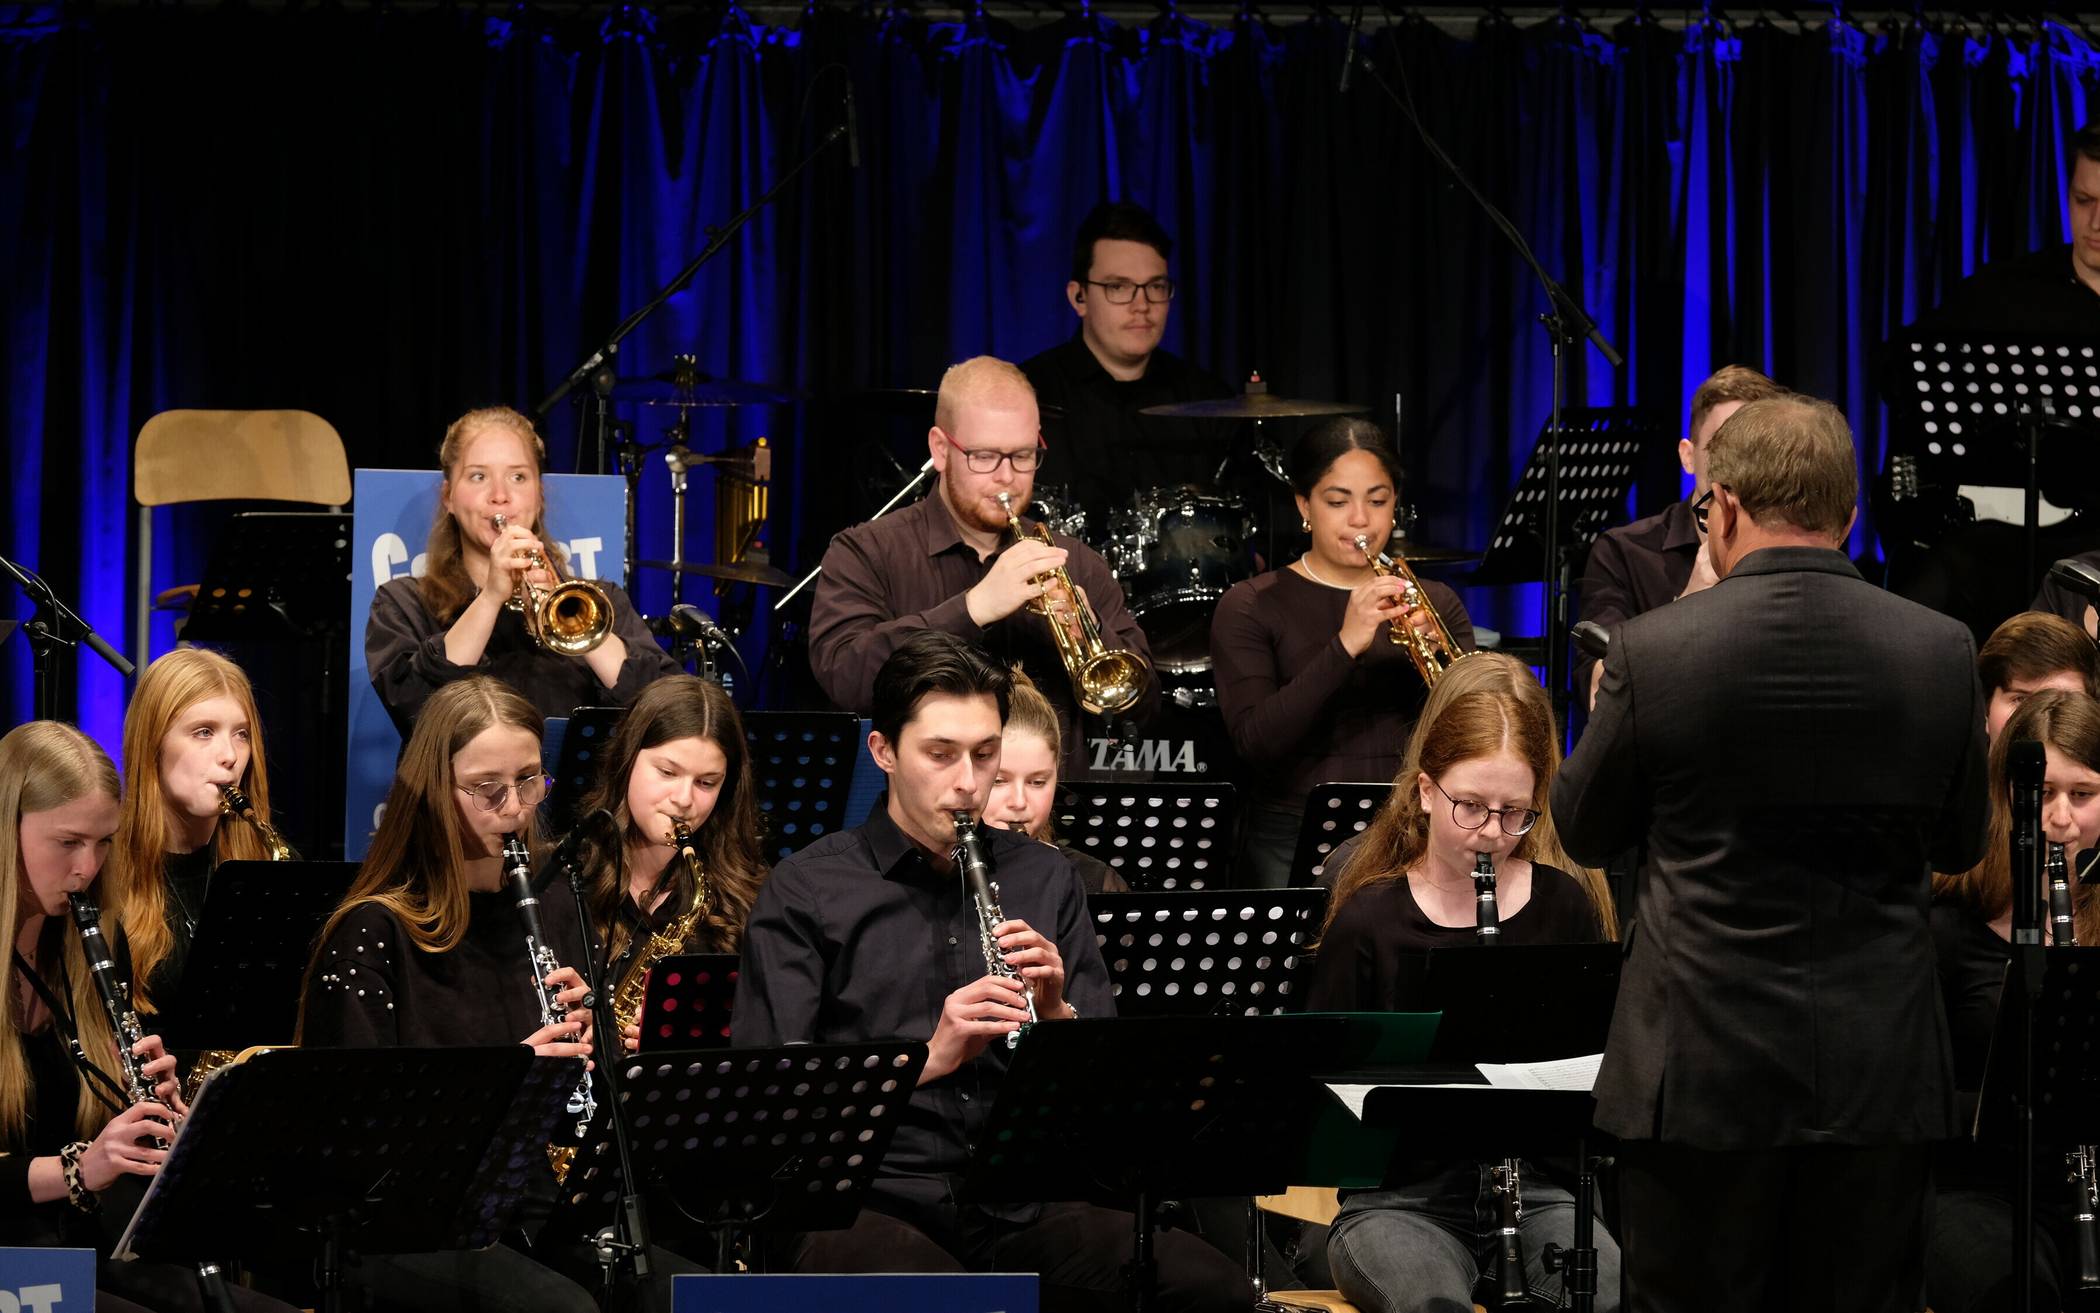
left=807, top=489, right=1157, bottom=776
left=1574, top=498, right=1701, bottom=688
left=1208, top=566, right=1473, bottom=810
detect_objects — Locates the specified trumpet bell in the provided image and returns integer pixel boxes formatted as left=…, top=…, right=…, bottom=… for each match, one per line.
left=535, top=578, right=613, bottom=655
left=1077, top=650, right=1149, bottom=717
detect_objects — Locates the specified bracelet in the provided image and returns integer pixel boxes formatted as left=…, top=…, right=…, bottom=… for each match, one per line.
left=57, top=1141, right=96, bottom=1214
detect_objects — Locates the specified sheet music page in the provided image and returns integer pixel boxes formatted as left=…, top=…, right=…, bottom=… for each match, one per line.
left=1474, top=1053, right=1603, bottom=1092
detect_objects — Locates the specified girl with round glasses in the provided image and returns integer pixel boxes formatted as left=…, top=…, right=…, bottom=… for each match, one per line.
left=1307, top=652, right=1621, bottom=1313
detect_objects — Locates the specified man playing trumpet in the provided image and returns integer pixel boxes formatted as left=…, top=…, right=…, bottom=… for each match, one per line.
left=810, top=356, right=1158, bottom=777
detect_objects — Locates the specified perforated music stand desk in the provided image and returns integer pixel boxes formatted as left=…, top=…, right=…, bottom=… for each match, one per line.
left=1089, top=890, right=1327, bottom=1017
left=545, top=706, right=627, bottom=832
left=1288, top=783, right=1388, bottom=887
left=1055, top=782, right=1238, bottom=891
left=115, top=1046, right=575, bottom=1313
left=555, top=1040, right=928, bottom=1244
left=743, top=710, right=861, bottom=863
left=180, top=511, right=354, bottom=642
left=1975, top=945, right=2100, bottom=1151
left=156, top=859, right=357, bottom=1052
left=1469, top=408, right=1661, bottom=588
left=969, top=1014, right=1433, bottom=1313
left=635, top=952, right=739, bottom=1052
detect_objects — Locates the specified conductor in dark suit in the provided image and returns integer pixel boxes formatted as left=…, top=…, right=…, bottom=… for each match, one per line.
left=1552, top=394, right=1990, bottom=1312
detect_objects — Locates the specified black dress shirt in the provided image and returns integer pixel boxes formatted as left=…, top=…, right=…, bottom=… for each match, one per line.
left=1915, top=244, right=2100, bottom=339
left=1574, top=498, right=1700, bottom=689
left=806, top=490, right=1158, bottom=778
left=366, top=576, right=679, bottom=736
left=1020, top=334, right=1234, bottom=527
left=732, top=801, right=1115, bottom=1221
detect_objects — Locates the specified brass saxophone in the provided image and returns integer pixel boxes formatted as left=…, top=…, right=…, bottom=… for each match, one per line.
left=217, top=782, right=294, bottom=862
left=552, top=822, right=711, bottom=1185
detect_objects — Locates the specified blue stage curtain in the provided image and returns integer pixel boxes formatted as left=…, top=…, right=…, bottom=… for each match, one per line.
left=3, top=5, right=2095, bottom=734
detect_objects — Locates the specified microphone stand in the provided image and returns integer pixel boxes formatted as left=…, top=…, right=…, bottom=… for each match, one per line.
left=1345, top=30, right=1622, bottom=724
left=544, top=818, right=654, bottom=1307
left=0, top=551, right=135, bottom=718
left=536, top=120, right=849, bottom=483
left=2010, top=739, right=2046, bottom=1313
left=775, top=459, right=937, bottom=611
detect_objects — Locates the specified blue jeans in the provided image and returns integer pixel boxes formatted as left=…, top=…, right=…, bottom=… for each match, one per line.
left=1327, top=1161, right=1623, bottom=1313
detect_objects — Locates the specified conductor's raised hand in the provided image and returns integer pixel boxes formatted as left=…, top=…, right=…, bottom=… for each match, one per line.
left=966, top=540, right=1069, bottom=627
left=920, top=975, right=1033, bottom=1086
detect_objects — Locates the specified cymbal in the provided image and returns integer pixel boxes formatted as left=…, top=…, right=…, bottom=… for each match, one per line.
left=635, top=559, right=793, bottom=587
left=1141, top=392, right=1367, bottom=420
left=611, top=373, right=801, bottom=408
left=1389, top=541, right=1483, bottom=564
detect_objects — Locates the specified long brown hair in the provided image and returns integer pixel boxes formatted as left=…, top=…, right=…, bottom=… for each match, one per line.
left=418, top=406, right=572, bottom=624
left=1001, top=667, right=1064, bottom=844
left=574, top=676, right=766, bottom=959
left=1321, top=653, right=1617, bottom=941
left=0, top=722, right=126, bottom=1143
left=107, top=648, right=279, bottom=1013
left=1937, top=689, right=2100, bottom=943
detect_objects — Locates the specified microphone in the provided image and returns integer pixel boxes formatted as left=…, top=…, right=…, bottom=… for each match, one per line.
left=667, top=603, right=727, bottom=645
left=845, top=81, right=860, bottom=169
left=1338, top=3, right=1363, bottom=94
left=536, top=806, right=620, bottom=894
left=1571, top=621, right=1611, bottom=661
left=2011, top=738, right=2047, bottom=944
left=2051, top=558, right=2100, bottom=603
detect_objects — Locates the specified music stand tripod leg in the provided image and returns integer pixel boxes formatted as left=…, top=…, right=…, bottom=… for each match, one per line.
left=1128, top=1189, right=1160, bottom=1313
left=1542, top=1136, right=1603, bottom=1313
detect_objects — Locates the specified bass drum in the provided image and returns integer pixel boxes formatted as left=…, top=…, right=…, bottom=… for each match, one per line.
left=1115, top=486, right=1254, bottom=677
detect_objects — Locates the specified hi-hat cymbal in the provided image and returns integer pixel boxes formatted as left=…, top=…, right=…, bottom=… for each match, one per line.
left=635, top=559, right=793, bottom=587
left=611, top=371, right=801, bottom=408
left=1142, top=372, right=1365, bottom=421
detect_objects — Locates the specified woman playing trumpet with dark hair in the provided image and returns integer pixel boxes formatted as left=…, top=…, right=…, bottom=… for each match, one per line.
left=1210, top=417, right=1475, bottom=888
left=0, top=721, right=292, bottom=1313
left=102, top=647, right=293, bottom=1016
left=1307, top=653, right=1621, bottom=1312
left=571, top=674, right=769, bottom=1053
left=365, top=404, right=677, bottom=735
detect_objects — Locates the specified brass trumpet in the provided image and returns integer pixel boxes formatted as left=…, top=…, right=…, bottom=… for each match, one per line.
left=1355, top=534, right=1467, bottom=689
left=492, top=514, right=612, bottom=655
left=996, top=493, right=1149, bottom=717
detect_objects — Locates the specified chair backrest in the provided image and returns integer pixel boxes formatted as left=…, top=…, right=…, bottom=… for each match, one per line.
left=1289, top=782, right=1391, bottom=886
left=136, top=409, right=352, bottom=507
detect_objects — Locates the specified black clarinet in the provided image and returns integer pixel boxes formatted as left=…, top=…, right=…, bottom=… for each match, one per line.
left=953, top=812, right=1036, bottom=1049
left=502, top=834, right=598, bottom=1137
left=2048, top=844, right=2100, bottom=1289
left=67, top=893, right=156, bottom=1105
left=1472, top=852, right=1527, bottom=1303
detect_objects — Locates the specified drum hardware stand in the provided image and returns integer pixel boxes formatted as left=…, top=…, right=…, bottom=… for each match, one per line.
left=0, top=551, right=134, bottom=717
left=777, top=458, right=936, bottom=611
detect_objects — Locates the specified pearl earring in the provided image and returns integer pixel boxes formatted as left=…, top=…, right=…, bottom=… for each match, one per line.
left=1301, top=518, right=1312, bottom=532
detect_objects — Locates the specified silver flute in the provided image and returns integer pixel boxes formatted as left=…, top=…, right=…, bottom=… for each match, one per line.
left=952, top=812, right=1037, bottom=1049
left=503, top=834, right=598, bottom=1136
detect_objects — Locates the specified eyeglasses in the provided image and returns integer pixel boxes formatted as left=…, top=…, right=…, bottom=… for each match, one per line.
left=954, top=447, right=1044, bottom=474
left=1692, top=488, right=1715, bottom=532
left=1083, top=278, right=1176, bottom=305
left=458, top=773, right=551, bottom=812
left=1431, top=778, right=1539, bottom=837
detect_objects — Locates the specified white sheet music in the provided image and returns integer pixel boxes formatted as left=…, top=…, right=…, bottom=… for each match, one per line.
left=1326, top=1053, right=1603, bottom=1120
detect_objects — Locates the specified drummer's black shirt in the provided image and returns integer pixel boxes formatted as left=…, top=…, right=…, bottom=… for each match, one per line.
left=1020, top=333, right=1234, bottom=529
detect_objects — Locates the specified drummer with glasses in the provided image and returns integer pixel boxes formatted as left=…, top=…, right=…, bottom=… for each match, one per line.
left=1020, top=200, right=1234, bottom=532
left=1211, top=417, right=1474, bottom=888
left=808, top=356, right=1157, bottom=779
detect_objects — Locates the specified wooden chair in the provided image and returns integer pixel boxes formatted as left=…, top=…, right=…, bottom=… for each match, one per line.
left=132, top=408, right=352, bottom=670
left=1255, top=1188, right=1485, bottom=1313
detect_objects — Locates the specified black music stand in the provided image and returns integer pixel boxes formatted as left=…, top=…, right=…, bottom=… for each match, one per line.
left=969, top=1014, right=1434, bottom=1313
left=155, top=859, right=357, bottom=1052
left=179, top=511, right=353, bottom=643
left=115, top=1046, right=575, bottom=1313
left=546, top=707, right=627, bottom=831
left=1090, top=890, right=1327, bottom=1018
left=1288, top=783, right=1388, bottom=887
left=1882, top=334, right=2100, bottom=595
left=635, top=953, right=739, bottom=1052
left=743, top=710, right=861, bottom=863
left=1055, top=782, right=1238, bottom=892
left=554, top=1041, right=927, bottom=1257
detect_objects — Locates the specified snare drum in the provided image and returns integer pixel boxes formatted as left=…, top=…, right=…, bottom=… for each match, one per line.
left=1117, top=487, right=1254, bottom=676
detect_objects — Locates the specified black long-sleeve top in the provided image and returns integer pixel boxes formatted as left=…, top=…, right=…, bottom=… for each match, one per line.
left=365, top=576, right=679, bottom=736
left=1208, top=567, right=1473, bottom=811
left=1573, top=499, right=1701, bottom=691
left=733, top=802, right=1115, bottom=1221
left=300, top=888, right=590, bottom=1049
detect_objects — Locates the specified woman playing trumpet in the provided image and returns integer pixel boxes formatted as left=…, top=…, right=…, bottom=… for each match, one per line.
left=1210, top=418, right=1476, bottom=888
left=104, top=648, right=292, bottom=1015
left=365, top=405, right=677, bottom=736
left=570, top=674, right=769, bottom=1054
